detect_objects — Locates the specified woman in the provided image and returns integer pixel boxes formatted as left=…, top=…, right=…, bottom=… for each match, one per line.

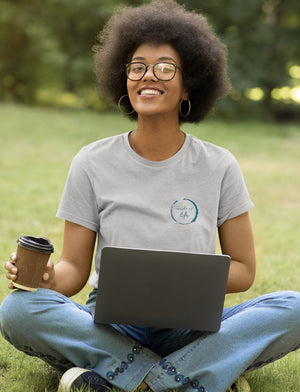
left=1, top=1, right=300, bottom=392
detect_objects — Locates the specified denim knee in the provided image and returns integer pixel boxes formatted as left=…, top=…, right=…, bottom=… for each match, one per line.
left=280, top=290, right=300, bottom=324
left=0, top=290, right=36, bottom=341
left=271, top=291, right=300, bottom=347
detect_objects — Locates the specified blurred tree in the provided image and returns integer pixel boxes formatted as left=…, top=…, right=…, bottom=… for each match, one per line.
left=0, top=0, right=299, bottom=119
left=0, top=0, right=46, bottom=102
left=179, top=0, right=300, bottom=119
left=43, top=0, right=121, bottom=93
left=0, top=0, right=120, bottom=101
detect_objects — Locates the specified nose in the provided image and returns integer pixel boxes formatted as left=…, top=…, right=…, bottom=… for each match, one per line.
left=143, top=64, right=157, bottom=80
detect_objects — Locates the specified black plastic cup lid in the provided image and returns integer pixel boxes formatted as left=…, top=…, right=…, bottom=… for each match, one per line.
left=17, top=236, right=54, bottom=254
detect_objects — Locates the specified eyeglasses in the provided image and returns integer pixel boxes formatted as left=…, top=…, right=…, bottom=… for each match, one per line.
left=126, top=61, right=182, bottom=81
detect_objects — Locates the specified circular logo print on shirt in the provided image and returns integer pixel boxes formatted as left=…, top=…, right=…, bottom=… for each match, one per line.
left=170, top=198, right=198, bottom=225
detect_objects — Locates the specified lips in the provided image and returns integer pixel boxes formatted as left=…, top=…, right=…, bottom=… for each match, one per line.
left=138, top=87, right=163, bottom=96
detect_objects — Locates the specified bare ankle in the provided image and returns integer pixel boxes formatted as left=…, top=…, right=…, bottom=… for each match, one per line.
left=138, top=381, right=151, bottom=391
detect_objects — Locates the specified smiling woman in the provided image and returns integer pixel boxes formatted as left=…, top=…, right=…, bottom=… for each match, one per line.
left=94, top=0, right=230, bottom=123
left=126, top=43, right=187, bottom=128
left=123, top=41, right=189, bottom=161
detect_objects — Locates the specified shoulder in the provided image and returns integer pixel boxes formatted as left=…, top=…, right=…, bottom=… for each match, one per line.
left=188, top=134, right=238, bottom=169
left=73, top=133, right=126, bottom=166
left=80, top=133, right=125, bottom=156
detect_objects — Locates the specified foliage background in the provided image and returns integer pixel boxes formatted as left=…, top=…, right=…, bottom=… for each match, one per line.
left=0, top=0, right=299, bottom=120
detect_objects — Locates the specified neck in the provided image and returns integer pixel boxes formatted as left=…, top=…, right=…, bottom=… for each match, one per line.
left=130, top=115, right=185, bottom=161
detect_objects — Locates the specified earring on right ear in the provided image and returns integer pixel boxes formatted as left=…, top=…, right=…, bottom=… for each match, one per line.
left=118, top=94, right=135, bottom=115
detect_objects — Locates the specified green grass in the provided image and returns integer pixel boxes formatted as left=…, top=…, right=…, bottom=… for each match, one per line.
left=0, top=103, right=299, bottom=391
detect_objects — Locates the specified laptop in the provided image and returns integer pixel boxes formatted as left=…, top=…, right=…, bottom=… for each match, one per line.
left=94, top=246, right=230, bottom=332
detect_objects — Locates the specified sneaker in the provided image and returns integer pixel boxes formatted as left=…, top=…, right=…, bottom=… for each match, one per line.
left=227, top=376, right=251, bottom=392
left=58, top=367, right=112, bottom=392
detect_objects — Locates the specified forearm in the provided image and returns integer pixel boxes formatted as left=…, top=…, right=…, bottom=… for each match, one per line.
left=47, top=260, right=90, bottom=297
left=46, top=221, right=95, bottom=297
left=219, top=212, right=256, bottom=294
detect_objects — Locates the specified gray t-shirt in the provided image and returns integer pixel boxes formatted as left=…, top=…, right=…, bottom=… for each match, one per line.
left=57, top=132, right=254, bottom=288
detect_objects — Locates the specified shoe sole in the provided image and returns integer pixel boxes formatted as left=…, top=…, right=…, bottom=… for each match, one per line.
left=58, top=368, right=91, bottom=392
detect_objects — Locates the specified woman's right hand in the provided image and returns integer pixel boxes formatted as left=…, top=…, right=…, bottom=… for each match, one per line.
left=3, top=221, right=96, bottom=297
left=39, top=258, right=56, bottom=290
left=4, top=252, right=18, bottom=289
left=4, top=252, right=56, bottom=290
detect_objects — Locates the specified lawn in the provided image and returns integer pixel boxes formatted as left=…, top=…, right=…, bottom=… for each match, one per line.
left=0, top=103, right=299, bottom=391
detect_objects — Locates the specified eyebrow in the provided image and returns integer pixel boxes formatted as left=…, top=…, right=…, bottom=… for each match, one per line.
left=131, top=56, right=177, bottom=63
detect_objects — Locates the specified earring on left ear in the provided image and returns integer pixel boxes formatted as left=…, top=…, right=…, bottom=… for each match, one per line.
left=179, top=98, right=191, bottom=118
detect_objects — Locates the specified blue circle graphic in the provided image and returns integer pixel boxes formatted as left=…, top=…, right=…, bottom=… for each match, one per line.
left=170, top=198, right=198, bottom=225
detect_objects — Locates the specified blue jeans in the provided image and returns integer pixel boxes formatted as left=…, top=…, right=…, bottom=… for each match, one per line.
left=0, top=289, right=300, bottom=392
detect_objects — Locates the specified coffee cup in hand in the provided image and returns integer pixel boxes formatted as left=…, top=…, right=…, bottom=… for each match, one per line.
left=13, top=236, right=54, bottom=291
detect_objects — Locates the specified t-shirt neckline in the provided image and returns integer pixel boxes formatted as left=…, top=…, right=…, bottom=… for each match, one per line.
left=123, top=131, right=191, bottom=167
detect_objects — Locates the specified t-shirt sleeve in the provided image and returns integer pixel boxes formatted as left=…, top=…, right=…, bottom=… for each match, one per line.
left=217, top=152, right=254, bottom=227
left=56, top=151, right=99, bottom=232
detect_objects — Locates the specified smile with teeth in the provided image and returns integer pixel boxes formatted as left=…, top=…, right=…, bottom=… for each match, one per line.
left=139, top=89, right=162, bottom=96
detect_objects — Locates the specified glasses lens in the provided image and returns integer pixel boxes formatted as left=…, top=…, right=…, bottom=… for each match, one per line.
left=126, top=63, right=146, bottom=80
left=126, top=62, right=177, bottom=81
left=154, top=63, right=176, bottom=80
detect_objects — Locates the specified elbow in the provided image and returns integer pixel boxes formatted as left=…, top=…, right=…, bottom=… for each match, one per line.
left=240, top=267, right=256, bottom=292
left=227, top=260, right=256, bottom=293
left=242, top=274, right=255, bottom=292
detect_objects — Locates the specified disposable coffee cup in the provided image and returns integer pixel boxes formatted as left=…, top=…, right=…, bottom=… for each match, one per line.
left=13, top=235, right=54, bottom=291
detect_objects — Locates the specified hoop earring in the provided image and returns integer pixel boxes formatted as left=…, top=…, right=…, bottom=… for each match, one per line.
left=118, top=94, right=135, bottom=115
left=179, top=99, right=191, bottom=118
